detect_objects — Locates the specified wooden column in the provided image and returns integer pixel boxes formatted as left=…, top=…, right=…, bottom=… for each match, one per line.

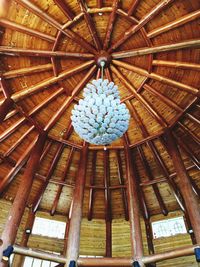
left=0, top=133, right=47, bottom=266
left=65, top=143, right=88, bottom=267
left=165, top=130, right=200, bottom=243
left=123, top=134, right=144, bottom=266
left=12, top=210, right=35, bottom=267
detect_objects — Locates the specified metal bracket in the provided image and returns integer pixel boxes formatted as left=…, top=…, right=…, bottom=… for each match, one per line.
left=69, top=260, right=76, bottom=267
left=195, top=247, right=200, bottom=262
left=2, top=245, right=14, bottom=261
left=133, top=261, right=140, bottom=267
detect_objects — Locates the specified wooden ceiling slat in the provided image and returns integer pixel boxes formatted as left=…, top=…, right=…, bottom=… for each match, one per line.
left=177, top=121, right=200, bottom=146
left=108, top=0, right=174, bottom=52
left=185, top=112, right=200, bottom=126
left=111, top=65, right=167, bottom=128
left=137, top=145, right=168, bottom=216
left=88, top=150, right=97, bottom=221
left=0, top=46, right=94, bottom=59
left=53, top=0, right=75, bottom=21
left=0, top=18, right=56, bottom=42
left=147, top=9, right=200, bottom=38
left=0, top=117, right=25, bottom=143
left=152, top=60, right=200, bottom=71
left=103, top=0, right=119, bottom=50
left=3, top=63, right=53, bottom=79
left=15, top=0, right=96, bottom=54
left=11, top=60, right=94, bottom=102
left=78, top=0, right=102, bottom=51
left=112, top=60, right=199, bottom=96
left=112, top=39, right=200, bottom=59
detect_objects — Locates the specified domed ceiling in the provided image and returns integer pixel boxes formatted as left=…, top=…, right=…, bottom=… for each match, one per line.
left=0, top=0, right=199, bottom=221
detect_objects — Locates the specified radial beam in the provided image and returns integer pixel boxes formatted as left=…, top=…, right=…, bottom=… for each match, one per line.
left=112, top=39, right=200, bottom=59
left=128, top=0, right=140, bottom=16
left=0, top=18, right=56, bottom=42
left=0, top=46, right=94, bottom=59
left=112, top=60, right=199, bottom=95
left=147, top=9, right=200, bottom=38
left=53, top=0, right=75, bottom=21
left=152, top=60, right=200, bottom=71
left=78, top=0, right=101, bottom=50
left=108, top=0, right=174, bottom=52
left=164, top=130, right=200, bottom=243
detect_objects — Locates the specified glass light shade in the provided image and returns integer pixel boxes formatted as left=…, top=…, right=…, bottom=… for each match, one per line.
left=71, top=78, right=130, bottom=145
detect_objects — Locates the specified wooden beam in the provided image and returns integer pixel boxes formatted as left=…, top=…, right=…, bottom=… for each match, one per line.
left=144, top=84, right=183, bottom=112
left=97, top=0, right=103, bottom=8
left=0, top=18, right=56, bottom=42
left=112, top=60, right=199, bottom=96
left=116, top=151, right=129, bottom=221
left=103, top=0, right=119, bottom=50
left=0, top=98, right=14, bottom=123
left=112, top=39, right=200, bottom=59
left=108, top=0, right=174, bottom=52
left=111, top=65, right=167, bottom=127
left=53, top=0, right=75, bottom=21
left=0, top=46, right=94, bottom=59
left=65, top=143, right=88, bottom=266
left=152, top=60, right=200, bottom=71
left=128, top=0, right=139, bottom=16
left=147, top=9, right=200, bottom=38
left=104, top=150, right=112, bottom=257
left=15, top=0, right=96, bottom=54
left=185, top=112, right=200, bottom=125
left=88, top=151, right=97, bottom=221
left=32, top=143, right=64, bottom=213
left=3, top=63, right=53, bottom=79
left=78, top=0, right=101, bottom=50
left=0, top=133, right=47, bottom=264
left=123, top=134, right=143, bottom=264
left=164, top=130, right=200, bottom=242
left=12, top=60, right=94, bottom=102
left=137, top=146, right=168, bottom=216
left=177, top=121, right=200, bottom=145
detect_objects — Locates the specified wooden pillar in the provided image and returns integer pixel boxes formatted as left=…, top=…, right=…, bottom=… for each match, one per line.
left=0, top=133, right=47, bottom=266
left=12, top=210, right=35, bottom=267
left=123, top=134, right=144, bottom=266
left=0, top=98, right=13, bottom=123
left=65, top=143, right=88, bottom=267
left=165, top=130, right=200, bottom=243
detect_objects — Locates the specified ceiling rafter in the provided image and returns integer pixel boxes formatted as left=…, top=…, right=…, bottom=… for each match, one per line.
left=0, top=18, right=56, bottom=43
left=112, top=39, right=200, bottom=59
left=112, top=59, right=199, bottom=96
left=97, top=0, right=103, bottom=8
left=0, top=88, right=64, bottom=142
left=53, top=0, right=75, bottom=21
left=177, top=121, right=200, bottom=146
left=108, top=0, right=174, bottom=52
left=0, top=46, right=94, bottom=59
left=147, top=9, right=200, bottom=38
left=116, top=150, right=129, bottom=221
left=32, top=142, right=65, bottom=213
left=143, top=84, right=183, bottom=113
left=3, top=109, right=18, bottom=121
left=104, top=150, right=112, bottom=222
left=3, top=63, right=53, bottom=79
left=88, top=150, right=97, bottom=221
left=14, top=0, right=96, bottom=54
left=103, top=0, right=119, bottom=50
left=152, top=60, right=200, bottom=71
left=128, top=0, right=140, bottom=16
left=185, top=112, right=200, bottom=125
left=137, top=145, right=168, bottom=216
left=11, top=60, right=94, bottom=102
left=51, top=31, right=63, bottom=77
left=78, top=0, right=102, bottom=51
left=111, top=65, right=167, bottom=128
left=0, top=136, right=38, bottom=194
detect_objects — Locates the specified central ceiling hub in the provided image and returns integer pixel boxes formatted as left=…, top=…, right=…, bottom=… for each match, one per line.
left=95, top=50, right=112, bottom=67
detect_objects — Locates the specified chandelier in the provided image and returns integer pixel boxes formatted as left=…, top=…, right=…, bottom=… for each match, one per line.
left=71, top=61, right=130, bottom=145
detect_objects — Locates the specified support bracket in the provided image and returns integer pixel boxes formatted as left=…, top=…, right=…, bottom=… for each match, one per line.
left=2, top=245, right=14, bottom=261
left=69, top=260, right=76, bottom=267
left=133, top=261, right=140, bottom=267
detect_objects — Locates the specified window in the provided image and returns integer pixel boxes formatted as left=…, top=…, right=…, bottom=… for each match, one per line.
left=152, top=217, right=187, bottom=239
left=23, top=257, right=58, bottom=267
left=32, top=217, right=66, bottom=239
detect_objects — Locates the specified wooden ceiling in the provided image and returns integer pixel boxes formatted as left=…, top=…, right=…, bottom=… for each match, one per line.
left=0, top=0, right=199, bottom=223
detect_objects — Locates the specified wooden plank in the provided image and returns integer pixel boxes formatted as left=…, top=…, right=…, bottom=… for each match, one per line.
left=53, top=0, right=75, bottom=21
left=128, top=0, right=140, bottom=16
